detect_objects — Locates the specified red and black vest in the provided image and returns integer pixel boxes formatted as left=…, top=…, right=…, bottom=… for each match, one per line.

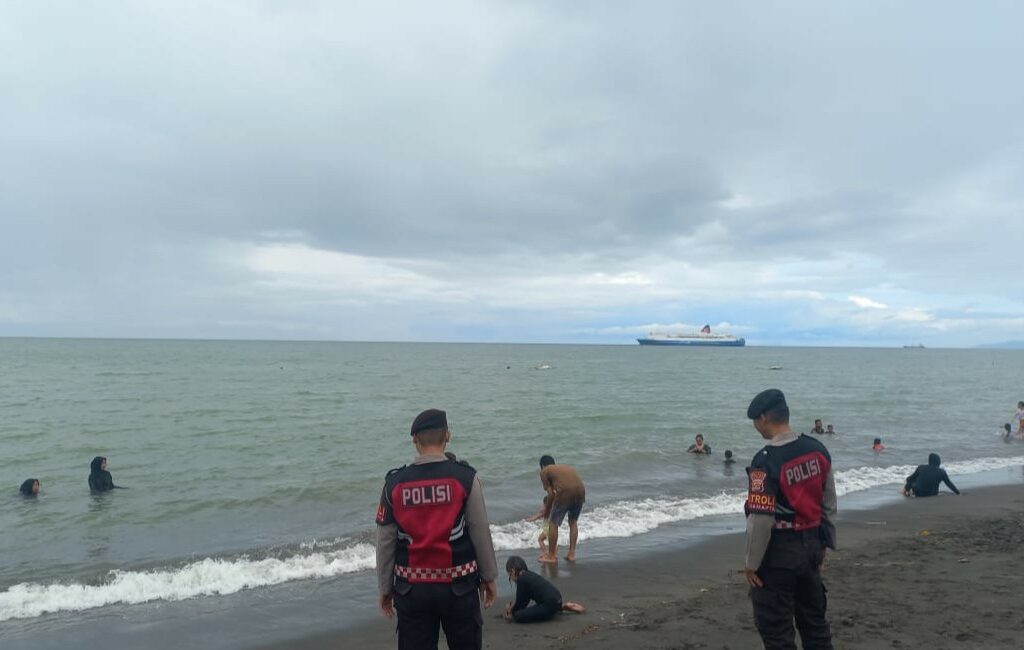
left=745, top=434, right=831, bottom=531
left=376, top=458, right=478, bottom=583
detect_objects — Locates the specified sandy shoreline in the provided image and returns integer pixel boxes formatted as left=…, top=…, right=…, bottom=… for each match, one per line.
left=263, top=483, right=1024, bottom=649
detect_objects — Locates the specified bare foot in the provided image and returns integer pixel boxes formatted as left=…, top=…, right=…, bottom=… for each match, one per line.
left=564, top=552, right=576, bottom=562
left=563, top=602, right=585, bottom=614
left=538, top=554, right=558, bottom=563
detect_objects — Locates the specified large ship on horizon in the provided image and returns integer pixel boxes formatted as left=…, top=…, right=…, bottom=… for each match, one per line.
left=637, top=324, right=746, bottom=347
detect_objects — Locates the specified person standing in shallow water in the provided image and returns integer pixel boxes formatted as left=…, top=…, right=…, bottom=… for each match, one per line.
left=537, top=455, right=585, bottom=563
left=88, top=456, right=122, bottom=492
left=1016, top=401, right=1024, bottom=439
left=744, top=389, right=836, bottom=650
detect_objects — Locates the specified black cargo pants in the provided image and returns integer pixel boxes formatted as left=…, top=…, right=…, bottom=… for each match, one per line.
left=394, top=579, right=482, bottom=650
left=750, top=529, right=833, bottom=650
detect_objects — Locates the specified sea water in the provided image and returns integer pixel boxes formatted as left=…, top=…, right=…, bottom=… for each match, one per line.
left=1, top=338, right=1022, bottom=647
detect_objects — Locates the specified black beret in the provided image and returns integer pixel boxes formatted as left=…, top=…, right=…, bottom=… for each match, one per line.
left=411, top=408, right=448, bottom=435
left=747, top=389, right=787, bottom=420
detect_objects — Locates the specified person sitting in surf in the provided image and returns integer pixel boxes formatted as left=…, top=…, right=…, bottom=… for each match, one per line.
left=903, top=454, right=960, bottom=497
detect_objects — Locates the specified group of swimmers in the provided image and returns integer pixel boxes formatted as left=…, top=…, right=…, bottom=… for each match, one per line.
left=687, top=425, right=886, bottom=468
left=809, top=418, right=836, bottom=435
left=17, top=455, right=124, bottom=497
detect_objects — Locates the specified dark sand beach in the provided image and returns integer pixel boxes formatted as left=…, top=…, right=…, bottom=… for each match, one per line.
left=266, top=483, right=1024, bottom=649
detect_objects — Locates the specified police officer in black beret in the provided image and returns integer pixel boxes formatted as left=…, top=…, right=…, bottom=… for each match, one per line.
left=743, top=389, right=837, bottom=649
left=375, top=409, right=498, bottom=649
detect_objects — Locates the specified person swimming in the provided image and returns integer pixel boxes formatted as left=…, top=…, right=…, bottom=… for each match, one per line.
left=503, top=556, right=585, bottom=623
left=687, top=433, right=712, bottom=454
left=19, top=478, right=40, bottom=496
left=723, top=449, right=736, bottom=465
left=88, top=456, right=121, bottom=492
left=872, top=438, right=885, bottom=451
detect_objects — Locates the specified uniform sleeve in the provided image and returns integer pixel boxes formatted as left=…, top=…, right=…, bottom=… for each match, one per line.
left=375, top=484, right=397, bottom=595
left=745, top=513, right=774, bottom=571
left=820, top=468, right=837, bottom=549
left=744, top=461, right=777, bottom=570
left=941, top=470, right=960, bottom=495
left=466, top=476, right=499, bottom=581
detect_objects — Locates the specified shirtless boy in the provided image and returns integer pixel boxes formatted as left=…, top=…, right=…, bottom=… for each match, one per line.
left=537, top=455, right=585, bottom=563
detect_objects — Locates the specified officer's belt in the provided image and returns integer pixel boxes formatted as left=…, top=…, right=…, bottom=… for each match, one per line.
left=395, top=560, right=478, bottom=581
left=772, top=520, right=819, bottom=531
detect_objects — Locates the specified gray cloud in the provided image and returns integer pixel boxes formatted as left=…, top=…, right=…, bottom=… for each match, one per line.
left=1, top=2, right=1022, bottom=343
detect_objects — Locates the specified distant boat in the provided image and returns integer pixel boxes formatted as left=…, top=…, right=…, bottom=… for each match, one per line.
left=902, top=344, right=926, bottom=349
left=638, top=324, right=745, bottom=347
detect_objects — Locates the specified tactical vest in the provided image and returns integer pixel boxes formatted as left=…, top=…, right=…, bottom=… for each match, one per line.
left=377, top=459, right=478, bottom=583
left=745, top=434, right=831, bottom=531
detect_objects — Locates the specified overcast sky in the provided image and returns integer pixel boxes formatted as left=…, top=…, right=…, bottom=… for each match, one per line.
left=1, top=1, right=1022, bottom=346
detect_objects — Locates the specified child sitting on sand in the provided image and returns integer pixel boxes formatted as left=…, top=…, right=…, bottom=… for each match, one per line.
left=873, top=438, right=885, bottom=451
left=503, top=556, right=585, bottom=623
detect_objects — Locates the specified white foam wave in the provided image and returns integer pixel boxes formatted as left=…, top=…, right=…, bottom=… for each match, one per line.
left=0, top=543, right=375, bottom=622
left=4, top=455, right=1021, bottom=621
left=489, top=492, right=744, bottom=551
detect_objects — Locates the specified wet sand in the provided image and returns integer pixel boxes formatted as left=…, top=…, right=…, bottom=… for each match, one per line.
left=266, top=484, right=1024, bottom=649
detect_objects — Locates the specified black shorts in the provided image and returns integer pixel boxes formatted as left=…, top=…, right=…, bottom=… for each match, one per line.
left=549, top=499, right=584, bottom=527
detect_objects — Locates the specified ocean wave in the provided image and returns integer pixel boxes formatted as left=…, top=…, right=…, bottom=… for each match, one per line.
left=0, top=543, right=375, bottom=622
left=3, top=455, right=1021, bottom=621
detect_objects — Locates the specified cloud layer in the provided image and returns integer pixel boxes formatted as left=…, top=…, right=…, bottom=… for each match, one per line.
left=1, top=2, right=1022, bottom=346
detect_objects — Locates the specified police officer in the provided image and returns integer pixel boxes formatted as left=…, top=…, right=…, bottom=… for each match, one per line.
left=375, top=409, right=498, bottom=649
left=743, top=389, right=837, bottom=650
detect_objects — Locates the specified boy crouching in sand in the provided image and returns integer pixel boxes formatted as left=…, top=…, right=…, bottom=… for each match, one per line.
left=503, top=556, right=585, bottom=623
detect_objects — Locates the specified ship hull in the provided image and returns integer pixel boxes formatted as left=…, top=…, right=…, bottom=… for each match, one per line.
left=637, top=337, right=746, bottom=347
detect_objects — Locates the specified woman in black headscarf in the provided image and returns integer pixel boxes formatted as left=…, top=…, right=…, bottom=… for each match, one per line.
left=88, top=456, right=121, bottom=492
left=20, top=478, right=40, bottom=496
